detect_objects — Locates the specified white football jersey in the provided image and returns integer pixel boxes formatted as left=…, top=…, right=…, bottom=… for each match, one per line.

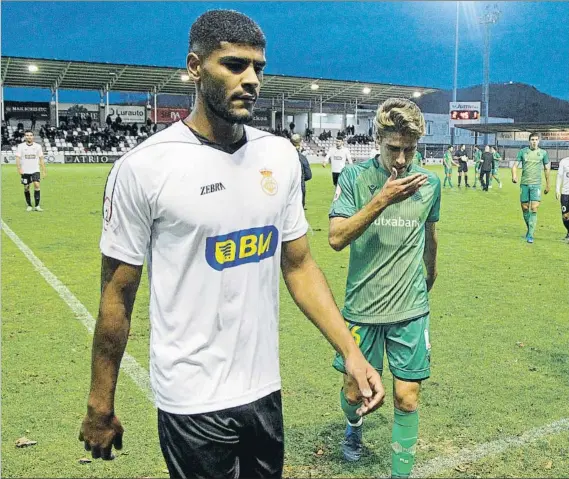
left=16, top=142, right=43, bottom=174
left=100, top=121, right=308, bottom=415
left=556, top=157, right=569, bottom=195
left=327, top=146, right=352, bottom=173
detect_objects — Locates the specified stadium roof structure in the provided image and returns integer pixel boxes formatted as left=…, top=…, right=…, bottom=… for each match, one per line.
left=1, top=56, right=439, bottom=105
left=458, top=121, right=569, bottom=134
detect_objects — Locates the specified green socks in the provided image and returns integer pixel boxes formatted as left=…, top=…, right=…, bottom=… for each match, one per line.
left=340, top=389, right=362, bottom=426
left=391, top=408, right=419, bottom=478
left=528, top=211, right=537, bottom=237
left=523, top=210, right=530, bottom=228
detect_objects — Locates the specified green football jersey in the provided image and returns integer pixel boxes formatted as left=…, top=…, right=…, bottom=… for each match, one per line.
left=329, top=158, right=441, bottom=325
left=516, top=147, right=549, bottom=185
left=444, top=151, right=453, bottom=168
left=474, top=150, right=482, bottom=165
left=493, top=151, right=501, bottom=169
left=413, top=151, right=423, bottom=166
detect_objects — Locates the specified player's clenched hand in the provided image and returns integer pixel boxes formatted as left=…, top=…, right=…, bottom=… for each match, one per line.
left=556, top=191, right=560, bottom=200
left=344, top=353, right=385, bottom=416
left=18, top=168, right=23, bottom=175
left=79, top=409, right=124, bottom=460
left=544, top=185, right=550, bottom=195
left=376, top=168, right=427, bottom=206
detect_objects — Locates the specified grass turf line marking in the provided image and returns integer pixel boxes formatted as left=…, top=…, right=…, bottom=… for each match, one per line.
left=3, top=218, right=569, bottom=477
left=412, top=417, right=569, bottom=477
left=1, top=220, right=154, bottom=403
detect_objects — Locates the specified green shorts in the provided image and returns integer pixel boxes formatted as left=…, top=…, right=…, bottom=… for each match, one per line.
left=520, top=184, right=542, bottom=203
left=333, top=314, right=431, bottom=381
left=492, top=168, right=499, bottom=175
left=444, top=166, right=452, bottom=175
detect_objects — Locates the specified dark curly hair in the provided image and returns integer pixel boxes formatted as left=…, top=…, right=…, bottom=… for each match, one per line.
left=189, top=10, right=266, bottom=58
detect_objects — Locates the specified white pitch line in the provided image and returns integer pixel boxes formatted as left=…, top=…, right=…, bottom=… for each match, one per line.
left=1, top=220, right=154, bottom=403
left=412, top=417, right=569, bottom=477
left=3, top=220, right=569, bottom=477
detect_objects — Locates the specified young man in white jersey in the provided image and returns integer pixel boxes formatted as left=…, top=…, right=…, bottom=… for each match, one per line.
left=556, top=156, right=569, bottom=241
left=324, top=137, right=353, bottom=186
left=15, top=130, right=46, bottom=211
left=79, top=10, right=385, bottom=479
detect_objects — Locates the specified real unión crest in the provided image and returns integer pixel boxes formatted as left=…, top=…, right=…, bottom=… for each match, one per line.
left=260, top=168, right=278, bottom=196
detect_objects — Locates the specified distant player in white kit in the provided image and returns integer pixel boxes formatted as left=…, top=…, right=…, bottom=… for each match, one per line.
left=15, top=130, right=46, bottom=211
left=324, top=137, right=353, bottom=186
left=556, top=156, right=569, bottom=241
left=79, top=10, right=384, bottom=479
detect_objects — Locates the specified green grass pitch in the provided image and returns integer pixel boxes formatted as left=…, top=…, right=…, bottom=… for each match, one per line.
left=2, top=163, right=568, bottom=478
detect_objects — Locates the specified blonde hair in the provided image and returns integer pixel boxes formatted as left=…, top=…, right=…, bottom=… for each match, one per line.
left=374, top=98, right=425, bottom=140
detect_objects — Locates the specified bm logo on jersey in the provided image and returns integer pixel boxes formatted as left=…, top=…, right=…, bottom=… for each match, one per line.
left=206, top=226, right=279, bottom=271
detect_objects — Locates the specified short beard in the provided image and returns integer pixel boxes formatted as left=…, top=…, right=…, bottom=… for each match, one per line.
left=201, top=73, right=254, bottom=125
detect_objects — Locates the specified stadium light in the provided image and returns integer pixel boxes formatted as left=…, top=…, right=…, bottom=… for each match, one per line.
left=362, top=87, right=371, bottom=95
left=28, top=64, right=38, bottom=73
left=310, top=83, right=319, bottom=91
left=181, top=74, right=190, bottom=82
left=413, top=91, right=422, bottom=98
left=450, top=1, right=459, bottom=146
left=479, top=3, right=501, bottom=144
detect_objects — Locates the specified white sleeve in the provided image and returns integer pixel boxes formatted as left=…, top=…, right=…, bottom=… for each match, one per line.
left=15, top=144, right=22, bottom=157
left=100, top=158, right=152, bottom=265
left=346, top=148, right=353, bottom=164
left=282, top=151, right=309, bottom=242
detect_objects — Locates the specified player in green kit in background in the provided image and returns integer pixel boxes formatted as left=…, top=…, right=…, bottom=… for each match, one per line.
left=472, top=145, right=482, bottom=188
left=328, top=98, right=441, bottom=478
left=512, top=132, right=551, bottom=243
left=489, top=146, right=503, bottom=188
left=413, top=150, right=423, bottom=166
left=443, top=145, right=458, bottom=188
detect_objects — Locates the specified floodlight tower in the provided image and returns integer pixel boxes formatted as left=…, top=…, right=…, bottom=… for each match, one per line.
left=479, top=3, right=501, bottom=145
left=451, top=1, right=459, bottom=146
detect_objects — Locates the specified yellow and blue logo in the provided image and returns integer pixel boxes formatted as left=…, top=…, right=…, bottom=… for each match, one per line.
left=206, top=226, right=279, bottom=271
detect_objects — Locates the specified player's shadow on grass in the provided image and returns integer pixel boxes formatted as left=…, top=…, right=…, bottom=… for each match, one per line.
left=524, top=348, right=569, bottom=380
left=284, top=413, right=392, bottom=478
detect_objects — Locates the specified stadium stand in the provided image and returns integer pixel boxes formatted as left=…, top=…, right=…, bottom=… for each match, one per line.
left=2, top=118, right=154, bottom=156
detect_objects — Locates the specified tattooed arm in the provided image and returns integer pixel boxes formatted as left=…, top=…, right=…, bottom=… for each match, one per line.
left=79, top=255, right=143, bottom=460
